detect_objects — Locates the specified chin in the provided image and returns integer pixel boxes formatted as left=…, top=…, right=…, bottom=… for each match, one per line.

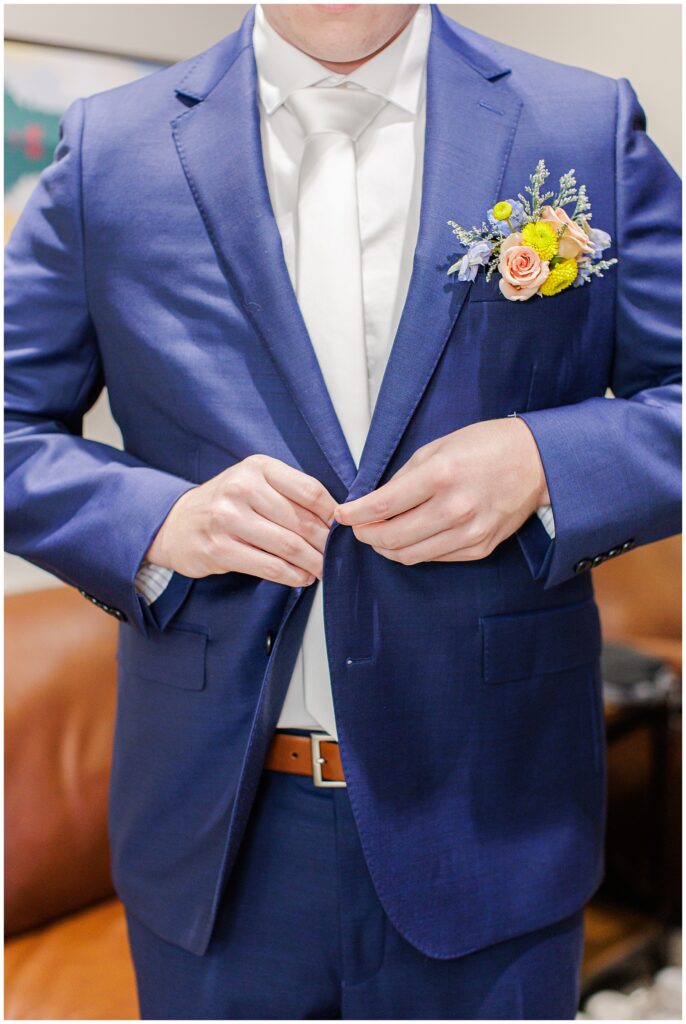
left=311, top=4, right=362, bottom=12
left=270, top=4, right=417, bottom=67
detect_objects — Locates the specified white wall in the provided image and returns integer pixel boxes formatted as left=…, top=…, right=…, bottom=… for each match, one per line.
left=5, top=4, right=680, bottom=170
left=4, top=4, right=681, bottom=592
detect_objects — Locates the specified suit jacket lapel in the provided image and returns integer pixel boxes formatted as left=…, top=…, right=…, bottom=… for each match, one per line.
left=170, top=7, right=522, bottom=499
left=171, top=8, right=358, bottom=491
left=349, top=6, right=523, bottom=500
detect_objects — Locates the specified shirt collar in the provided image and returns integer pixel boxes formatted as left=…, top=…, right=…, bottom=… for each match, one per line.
left=253, top=4, right=431, bottom=117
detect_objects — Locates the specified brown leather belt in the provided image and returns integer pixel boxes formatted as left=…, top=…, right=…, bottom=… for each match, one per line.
left=265, top=731, right=346, bottom=788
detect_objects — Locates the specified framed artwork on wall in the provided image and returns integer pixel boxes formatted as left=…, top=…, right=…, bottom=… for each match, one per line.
left=5, top=40, right=163, bottom=242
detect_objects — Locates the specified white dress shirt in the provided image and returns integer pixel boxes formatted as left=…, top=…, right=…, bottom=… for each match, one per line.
left=256, top=3, right=431, bottom=735
left=136, top=3, right=555, bottom=736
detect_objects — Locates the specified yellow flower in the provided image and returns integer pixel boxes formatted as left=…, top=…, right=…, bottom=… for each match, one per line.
left=492, top=201, right=513, bottom=221
left=539, top=258, right=578, bottom=296
left=521, top=220, right=559, bottom=262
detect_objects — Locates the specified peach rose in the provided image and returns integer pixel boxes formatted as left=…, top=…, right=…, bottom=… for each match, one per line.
left=498, top=236, right=550, bottom=300
left=499, top=231, right=523, bottom=254
left=540, top=206, right=594, bottom=259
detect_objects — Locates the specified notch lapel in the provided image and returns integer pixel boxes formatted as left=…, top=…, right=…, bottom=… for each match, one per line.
left=349, top=6, right=523, bottom=500
left=171, top=10, right=357, bottom=491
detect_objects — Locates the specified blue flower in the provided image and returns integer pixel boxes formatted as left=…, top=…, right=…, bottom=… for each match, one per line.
left=487, top=199, right=525, bottom=235
left=588, top=228, right=611, bottom=259
left=573, top=258, right=592, bottom=287
left=456, top=239, right=493, bottom=281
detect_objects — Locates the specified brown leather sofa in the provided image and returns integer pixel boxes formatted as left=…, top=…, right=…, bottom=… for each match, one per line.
left=5, top=587, right=138, bottom=1020
left=4, top=537, right=681, bottom=1020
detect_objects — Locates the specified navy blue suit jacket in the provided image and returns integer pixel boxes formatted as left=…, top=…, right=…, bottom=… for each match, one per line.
left=5, top=7, right=681, bottom=958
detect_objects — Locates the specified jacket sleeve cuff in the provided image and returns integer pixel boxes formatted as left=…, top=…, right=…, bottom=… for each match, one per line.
left=77, top=472, right=196, bottom=635
left=517, top=398, right=656, bottom=588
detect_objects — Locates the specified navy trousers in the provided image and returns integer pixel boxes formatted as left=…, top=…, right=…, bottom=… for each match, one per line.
left=125, top=766, right=585, bottom=1019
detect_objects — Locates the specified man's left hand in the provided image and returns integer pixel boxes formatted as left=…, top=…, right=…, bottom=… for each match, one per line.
left=334, top=418, right=551, bottom=564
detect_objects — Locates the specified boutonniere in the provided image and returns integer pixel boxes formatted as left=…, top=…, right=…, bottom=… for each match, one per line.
left=447, top=160, right=617, bottom=301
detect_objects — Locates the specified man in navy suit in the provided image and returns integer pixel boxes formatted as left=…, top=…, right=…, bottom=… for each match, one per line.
left=5, top=4, right=680, bottom=1018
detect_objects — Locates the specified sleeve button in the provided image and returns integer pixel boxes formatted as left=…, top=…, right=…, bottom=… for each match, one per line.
left=592, top=554, right=608, bottom=567
left=574, top=558, right=593, bottom=574
left=621, top=538, right=635, bottom=553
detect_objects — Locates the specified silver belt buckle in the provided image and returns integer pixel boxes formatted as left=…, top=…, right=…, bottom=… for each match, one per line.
left=310, top=732, right=346, bottom=788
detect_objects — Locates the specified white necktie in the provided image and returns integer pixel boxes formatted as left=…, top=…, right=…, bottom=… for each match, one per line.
left=287, top=85, right=386, bottom=465
left=286, top=85, right=386, bottom=737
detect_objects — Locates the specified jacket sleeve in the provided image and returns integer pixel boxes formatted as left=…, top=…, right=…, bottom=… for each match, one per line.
left=517, top=77, right=681, bottom=588
left=4, top=98, right=196, bottom=634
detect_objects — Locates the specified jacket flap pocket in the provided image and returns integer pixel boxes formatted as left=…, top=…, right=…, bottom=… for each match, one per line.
left=481, top=598, right=602, bottom=685
left=117, top=623, right=208, bottom=690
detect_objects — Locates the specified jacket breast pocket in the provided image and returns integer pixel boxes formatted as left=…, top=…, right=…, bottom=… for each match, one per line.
left=461, top=270, right=606, bottom=418
left=468, top=268, right=591, bottom=306
left=480, top=597, right=602, bottom=685
left=116, top=622, right=208, bottom=691
left=468, top=272, right=510, bottom=303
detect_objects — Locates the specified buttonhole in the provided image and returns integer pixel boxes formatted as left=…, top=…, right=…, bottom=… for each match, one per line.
left=478, top=99, right=505, bottom=116
left=345, top=654, right=374, bottom=666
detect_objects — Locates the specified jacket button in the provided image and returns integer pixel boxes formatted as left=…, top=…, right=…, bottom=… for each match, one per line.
left=265, top=630, right=275, bottom=656
left=621, top=538, right=635, bottom=553
left=574, top=558, right=593, bottom=574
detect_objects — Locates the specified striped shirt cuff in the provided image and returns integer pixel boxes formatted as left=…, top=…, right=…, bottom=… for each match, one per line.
left=135, top=560, right=174, bottom=605
left=536, top=504, right=556, bottom=539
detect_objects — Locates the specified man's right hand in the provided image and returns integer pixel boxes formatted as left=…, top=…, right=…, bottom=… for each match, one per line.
left=145, top=455, right=336, bottom=587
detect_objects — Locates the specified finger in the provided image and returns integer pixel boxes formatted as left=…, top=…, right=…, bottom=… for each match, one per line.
left=226, top=539, right=317, bottom=588
left=371, top=525, right=493, bottom=565
left=334, top=463, right=434, bottom=526
left=233, top=515, right=324, bottom=579
left=351, top=496, right=449, bottom=550
left=260, top=458, right=336, bottom=525
left=249, top=486, right=331, bottom=554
